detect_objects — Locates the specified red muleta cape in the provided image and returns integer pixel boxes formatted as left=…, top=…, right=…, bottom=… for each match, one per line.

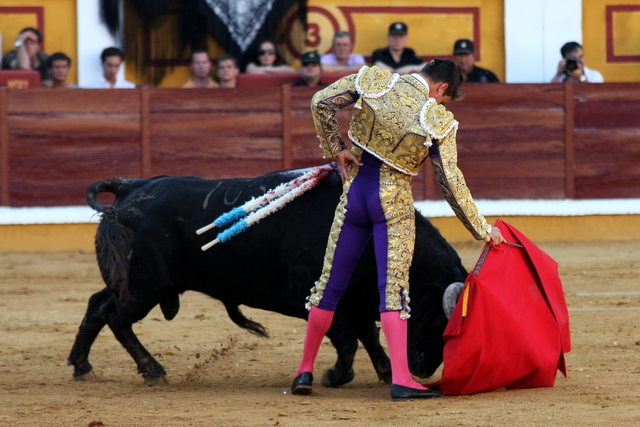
left=428, top=219, right=571, bottom=395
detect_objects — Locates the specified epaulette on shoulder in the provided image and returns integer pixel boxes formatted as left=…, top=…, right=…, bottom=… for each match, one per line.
left=354, top=66, right=400, bottom=99
left=419, top=99, right=458, bottom=139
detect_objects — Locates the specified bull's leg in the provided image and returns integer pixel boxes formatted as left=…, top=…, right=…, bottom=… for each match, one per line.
left=321, top=312, right=357, bottom=387
left=67, top=288, right=112, bottom=381
left=106, top=305, right=170, bottom=386
left=355, top=321, right=392, bottom=384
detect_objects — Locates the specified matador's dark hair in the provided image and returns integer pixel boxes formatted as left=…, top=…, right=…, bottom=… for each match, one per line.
left=420, top=58, right=464, bottom=101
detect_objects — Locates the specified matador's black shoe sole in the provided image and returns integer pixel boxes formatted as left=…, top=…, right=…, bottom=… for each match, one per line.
left=390, top=384, right=445, bottom=401
left=291, top=371, right=313, bottom=395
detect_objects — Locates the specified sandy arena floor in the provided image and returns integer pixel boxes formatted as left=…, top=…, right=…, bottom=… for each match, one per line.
left=0, top=240, right=639, bottom=426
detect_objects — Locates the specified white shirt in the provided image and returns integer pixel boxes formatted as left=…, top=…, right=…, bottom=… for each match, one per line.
left=411, top=73, right=430, bottom=91
left=558, top=65, right=604, bottom=83
left=584, top=66, right=604, bottom=83
left=88, top=76, right=137, bottom=89
left=320, top=53, right=366, bottom=67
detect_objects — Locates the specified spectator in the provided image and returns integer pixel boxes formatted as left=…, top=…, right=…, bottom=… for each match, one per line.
left=2, top=27, right=51, bottom=83
left=292, top=51, right=326, bottom=87
left=320, top=31, right=366, bottom=73
left=182, top=49, right=219, bottom=88
left=245, top=40, right=296, bottom=74
left=42, top=52, right=78, bottom=89
left=88, top=47, right=136, bottom=88
left=216, top=55, right=239, bottom=88
left=452, top=39, right=499, bottom=83
left=551, top=41, right=603, bottom=83
left=372, top=22, right=425, bottom=74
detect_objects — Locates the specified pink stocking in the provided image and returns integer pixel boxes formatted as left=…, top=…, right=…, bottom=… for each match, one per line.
left=296, top=306, right=335, bottom=375
left=380, top=311, right=427, bottom=390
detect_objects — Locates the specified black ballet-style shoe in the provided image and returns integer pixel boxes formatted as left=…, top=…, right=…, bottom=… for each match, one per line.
left=390, top=384, right=445, bottom=401
left=291, top=371, right=313, bottom=395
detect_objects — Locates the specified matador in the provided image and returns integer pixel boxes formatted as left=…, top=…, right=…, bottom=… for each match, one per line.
left=291, top=59, right=504, bottom=401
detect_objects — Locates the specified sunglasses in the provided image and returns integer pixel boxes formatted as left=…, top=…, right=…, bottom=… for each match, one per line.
left=258, top=49, right=276, bottom=55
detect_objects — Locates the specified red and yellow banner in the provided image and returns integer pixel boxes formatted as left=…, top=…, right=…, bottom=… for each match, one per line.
left=283, top=0, right=505, bottom=81
left=584, top=0, right=640, bottom=82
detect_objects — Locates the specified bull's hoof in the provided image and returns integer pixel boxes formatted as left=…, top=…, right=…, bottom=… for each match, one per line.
left=143, top=375, right=170, bottom=386
left=377, top=369, right=392, bottom=384
left=73, top=371, right=97, bottom=381
left=372, top=358, right=392, bottom=384
left=321, top=366, right=355, bottom=388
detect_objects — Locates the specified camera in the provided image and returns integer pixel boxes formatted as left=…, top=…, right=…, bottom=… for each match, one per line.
left=565, top=56, right=579, bottom=72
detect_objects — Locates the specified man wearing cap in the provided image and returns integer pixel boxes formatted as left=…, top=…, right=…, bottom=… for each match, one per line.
left=292, top=51, right=326, bottom=87
left=2, top=27, right=51, bottom=84
left=371, top=22, right=425, bottom=75
left=452, top=39, right=499, bottom=83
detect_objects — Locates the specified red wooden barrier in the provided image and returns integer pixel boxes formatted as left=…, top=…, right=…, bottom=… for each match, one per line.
left=237, top=72, right=350, bottom=87
left=0, top=83, right=639, bottom=207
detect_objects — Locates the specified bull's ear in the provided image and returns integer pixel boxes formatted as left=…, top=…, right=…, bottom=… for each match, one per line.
left=160, top=293, right=180, bottom=320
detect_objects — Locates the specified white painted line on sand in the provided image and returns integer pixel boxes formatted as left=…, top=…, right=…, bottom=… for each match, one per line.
left=4, top=198, right=640, bottom=225
left=569, top=291, right=640, bottom=296
left=569, top=307, right=640, bottom=311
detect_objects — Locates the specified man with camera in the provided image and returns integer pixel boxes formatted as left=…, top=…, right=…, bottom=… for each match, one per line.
left=551, top=41, right=603, bottom=83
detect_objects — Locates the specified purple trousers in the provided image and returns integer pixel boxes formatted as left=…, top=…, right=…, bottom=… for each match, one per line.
left=317, top=151, right=398, bottom=313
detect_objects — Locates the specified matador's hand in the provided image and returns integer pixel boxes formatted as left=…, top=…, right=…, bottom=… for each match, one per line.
left=486, top=227, right=505, bottom=245
left=335, top=149, right=363, bottom=183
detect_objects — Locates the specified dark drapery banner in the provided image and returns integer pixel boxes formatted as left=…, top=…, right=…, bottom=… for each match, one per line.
left=196, top=0, right=306, bottom=68
left=102, top=0, right=307, bottom=85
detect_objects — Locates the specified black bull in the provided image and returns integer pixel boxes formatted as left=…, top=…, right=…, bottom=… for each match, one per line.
left=67, top=167, right=468, bottom=387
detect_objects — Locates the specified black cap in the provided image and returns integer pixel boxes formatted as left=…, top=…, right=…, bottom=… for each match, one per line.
left=453, top=39, right=475, bottom=55
left=301, top=51, right=320, bottom=65
left=388, top=22, right=408, bottom=35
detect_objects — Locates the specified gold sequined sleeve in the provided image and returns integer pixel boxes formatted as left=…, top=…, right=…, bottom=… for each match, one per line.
left=311, top=74, right=359, bottom=158
left=430, top=131, right=492, bottom=241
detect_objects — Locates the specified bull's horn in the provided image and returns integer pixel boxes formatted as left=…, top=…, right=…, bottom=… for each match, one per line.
left=443, top=282, right=465, bottom=320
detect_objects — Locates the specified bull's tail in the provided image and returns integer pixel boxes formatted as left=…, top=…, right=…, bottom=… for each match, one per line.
left=223, top=302, right=269, bottom=338
left=89, top=178, right=133, bottom=306
left=86, top=177, right=129, bottom=213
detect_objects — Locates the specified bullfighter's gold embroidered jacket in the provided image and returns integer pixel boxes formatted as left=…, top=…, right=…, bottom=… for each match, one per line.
left=311, top=65, right=491, bottom=241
